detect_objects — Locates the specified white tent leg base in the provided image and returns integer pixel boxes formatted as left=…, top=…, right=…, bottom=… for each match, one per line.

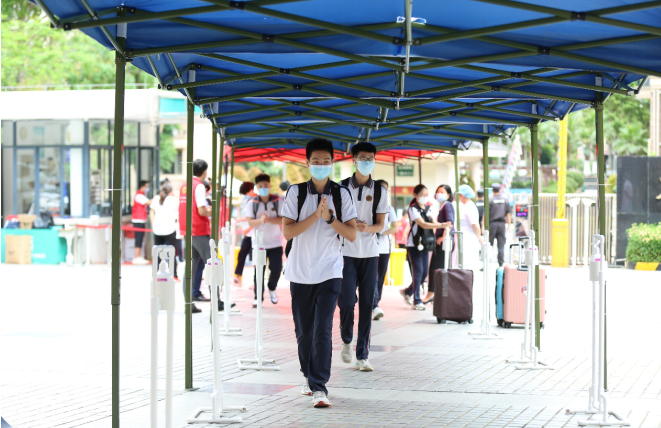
left=237, top=358, right=281, bottom=371
left=187, top=406, right=246, bottom=424
left=577, top=413, right=630, bottom=427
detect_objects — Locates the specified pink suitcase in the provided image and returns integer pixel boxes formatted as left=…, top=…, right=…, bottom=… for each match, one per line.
left=502, top=264, right=546, bottom=328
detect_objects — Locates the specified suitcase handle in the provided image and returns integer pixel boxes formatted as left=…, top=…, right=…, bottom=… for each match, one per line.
left=511, top=236, right=530, bottom=271
left=449, top=230, right=464, bottom=269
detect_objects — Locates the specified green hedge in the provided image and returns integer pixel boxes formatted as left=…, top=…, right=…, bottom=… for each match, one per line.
left=626, top=223, right=661, bottom=263
left=566, top=170, right=584, bottom=189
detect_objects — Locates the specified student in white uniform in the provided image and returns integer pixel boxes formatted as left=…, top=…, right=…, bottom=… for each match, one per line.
left=282, top=138, right=357, bottom=408
left=372, top=179, right=398, bottom=321
left=338, top=143, right=389, bottom=372
left=245, top=174, right=283, bottom=307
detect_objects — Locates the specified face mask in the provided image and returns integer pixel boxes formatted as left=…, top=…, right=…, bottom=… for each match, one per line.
left=436, top=193, right=447, bottom=203
left=145, top=187, right=150, bottom=194
left=418, top=196, right=429, bottom=205
left=355, top=160, right=375, bottom=176
left=258, top=187, right=269, bottom=197
left=309, top=164, right=333, bottom=181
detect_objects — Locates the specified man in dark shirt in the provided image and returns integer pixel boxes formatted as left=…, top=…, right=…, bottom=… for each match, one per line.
left=488, top=183, right=511, bottom=267
left=475, top=189, right=485, bottom=226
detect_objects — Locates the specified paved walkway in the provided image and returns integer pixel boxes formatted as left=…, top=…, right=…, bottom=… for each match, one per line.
left=1, top=262, right=660, bottom=427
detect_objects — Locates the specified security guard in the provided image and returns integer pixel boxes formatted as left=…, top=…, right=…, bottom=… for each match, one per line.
left=475, top=188, right=485, bottom=226
left=488, top=183, right=511, bottom=266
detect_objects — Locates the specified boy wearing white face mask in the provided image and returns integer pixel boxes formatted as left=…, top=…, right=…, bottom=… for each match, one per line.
left=246, top=173, right=284, bottom=307
left=282, top=138, right=357, bottom=408
left=338, top=143, right=389, bottom=372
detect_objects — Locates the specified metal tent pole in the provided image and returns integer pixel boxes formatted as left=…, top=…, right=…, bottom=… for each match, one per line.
left=216, top=137, right=224, bottom=243
left=454, top=149, right=462, bottom=267
left=184, top=85, right=195, bottom=390
left=228, top=146, right=236, bottom=218
left=392, top=156, right=397, bottom=213
left=483, top=139, right=490, bottom=234
left=211, top=125, right=218, bottom=243
left=531, top=121, right=541, bottom=350
left=110, top=19, right=127, bottom=428
left=595, top=89, right=607, bottom=390
left=418, top=151, right=422, bottom=183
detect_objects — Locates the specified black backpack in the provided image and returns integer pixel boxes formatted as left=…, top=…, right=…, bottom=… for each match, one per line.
left=251, top=195, right=280, bottom=218
left=410, top=205, right=436, bottom=252
left=33, top=211, right=55, bottom=229
left=339, top=178, right=382, bottom=225
left=284, top=182, right=344, bottom=257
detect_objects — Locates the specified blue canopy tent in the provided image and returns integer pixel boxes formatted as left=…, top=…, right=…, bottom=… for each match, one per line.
left=29, top=2, right=660, bottom=424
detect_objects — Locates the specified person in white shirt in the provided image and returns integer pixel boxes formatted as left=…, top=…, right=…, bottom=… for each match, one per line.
left=372, top=179, right=398, bottom=321
left=149, top=182, right=179, bottom=277
left=454, top=184, right=484, bottom=272
left=337, top=143, right=388, bottom=372
left=282, top=138, right=357, bottom=408
left=399, top=184, right=452, bottom=310
left=246, top=174, right=284, bottom=307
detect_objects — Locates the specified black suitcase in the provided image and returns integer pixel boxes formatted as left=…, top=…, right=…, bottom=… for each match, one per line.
left=433, top=230, right=474, bottom=324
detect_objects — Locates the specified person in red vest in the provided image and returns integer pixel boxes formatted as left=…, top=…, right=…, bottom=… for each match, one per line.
left=131, top=180, right=152, bottom=265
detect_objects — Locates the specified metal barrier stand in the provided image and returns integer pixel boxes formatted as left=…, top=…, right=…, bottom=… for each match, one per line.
left=237, top=230, right=280, bottom=371
left=566, top=235, right=629, bottom=427
left=220, top=226, right=242, bottom=336
left=150, top=246, right=175, bottom=428
left=187, top=239, right=246, bottom=424
left=470, top=230, right=502, bottom=339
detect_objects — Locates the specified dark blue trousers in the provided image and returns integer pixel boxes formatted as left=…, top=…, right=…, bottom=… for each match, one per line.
left=290, top=278, right=341, bottom=395
left=404, top=247, right=429, bottom=305
left=253, top=246, right=284, bottom=299
left=373, top=253, right=391, bottom=309
left=339, top=256, right=378, bottom=360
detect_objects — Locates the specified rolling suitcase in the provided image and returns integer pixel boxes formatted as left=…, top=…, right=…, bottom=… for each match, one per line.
left=433, top=230, right=474, bottom=324
left=499, top=241, right=546, bottom=328
left=495, top=266, right=504, bottom=325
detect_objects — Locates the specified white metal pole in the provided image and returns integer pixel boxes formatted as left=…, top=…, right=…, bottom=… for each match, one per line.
left=583, top=200, right=596, bottom=266
left=150, top=251, right=159, bottom=428
left=221, top=227, right=241, bottom=336
left=471, top=230, right=502, bottom=339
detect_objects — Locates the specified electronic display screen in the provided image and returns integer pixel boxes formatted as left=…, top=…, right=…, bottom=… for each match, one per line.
left=515, top=205, right=528, bottom=218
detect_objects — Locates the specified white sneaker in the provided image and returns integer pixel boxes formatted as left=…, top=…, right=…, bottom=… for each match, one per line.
left=372, top=307, right=384, bottom=320
left=399, top=288, right=413, bottom=306
left=132, top=257, right=149, bottom=265
left=341, top=343, right=352, bottom=363
left=252, top=300, right=258, bottom=308
left=356, top=359, right=374, bottom=371
left=312, top=391, right=331, bottom=408
left=269, top=290, right=278, bottom=304
left=301, top=377, right=312, bottom=396
left=411, top=303, right=426, bottom=311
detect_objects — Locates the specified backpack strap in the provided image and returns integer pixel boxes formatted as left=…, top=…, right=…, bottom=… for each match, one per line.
left=372, top=182, right=382, bottom=224
left=252, top=195, right=261, bottom=218
left=330, top=182, right=343, bottom=223
left=340, top=177, right=351, bottom=188
left=295, top=182, right=308, bottom=221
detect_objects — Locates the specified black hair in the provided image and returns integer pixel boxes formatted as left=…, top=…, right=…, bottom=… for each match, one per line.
left=139, top=180, right=149, bottom=188
left=375, top=179, right=388, bottom=189
left=306, top=138, right=334, bottom=160
left=434, top=184, right=454, bottom=202
left=202, top=180, right=211, bottom=191
left=159, top=183, right=172, bottom=205
left=193, top=159, right=208, bottom=177
left=239, top=181, right=254, bottom=195
left=409, top=184, right=427, bottom=207
left=279, top=181, right=290, bottom=192
left=254, top=173, right=270, bottom=184
left=351, top=142, right=377, bottom=157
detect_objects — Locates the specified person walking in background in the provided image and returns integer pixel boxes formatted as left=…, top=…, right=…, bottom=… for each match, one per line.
left=395, top=212, right=409, bottom=249
left=487, top=183, right=511, bottom=267
left=246, top=174, right=284, bottom=307
left=234, top=181, right=256, bottom=287
left=454, top=184, right=484, bottom=271
left=372, top=179, right=398, bottom=321
left=475, top=188, right=485, bottom=227
left=422, top=184, right=455, bottom=304
left=131, top=180, right=152, bottom=265
left=400, top=184, right=452, bottom=310
left=150, top=182, right=180, bottom=278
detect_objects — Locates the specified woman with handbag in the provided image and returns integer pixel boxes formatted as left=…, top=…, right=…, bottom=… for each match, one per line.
left=422, top=184, right=455, bottom=304
left=399, top=184, right=452, bottom=311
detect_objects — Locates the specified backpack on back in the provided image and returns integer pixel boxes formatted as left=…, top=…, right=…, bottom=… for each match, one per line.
left=339, top=178, right=382, bottom=225
left=284, top=182, right=344, bottom=257
left=410, top=205, right=436, bottom=252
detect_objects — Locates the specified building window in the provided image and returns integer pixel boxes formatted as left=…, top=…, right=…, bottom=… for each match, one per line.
left=162, top=149, right=183, bottom=175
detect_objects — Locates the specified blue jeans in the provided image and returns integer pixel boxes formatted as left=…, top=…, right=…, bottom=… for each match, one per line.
left=339, top=256, right=378, bottom=360
left=405, top=247, right=429, bottom=305
left=290, top=278, right=341, bottom=395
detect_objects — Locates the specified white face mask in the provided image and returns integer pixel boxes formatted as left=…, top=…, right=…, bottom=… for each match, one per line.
left=418, top=196, right=429, bottom=205
left=436, top=193, right=447, bottom=203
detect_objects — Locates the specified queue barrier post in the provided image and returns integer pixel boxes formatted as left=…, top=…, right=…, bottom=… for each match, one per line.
left=237, top=230, right=280, bottom=371
left=150, top=245, right=176, bottom=428
left=566, top=235, right=629, bottom=427
left=470, top=230, right=502, bottom=340
left=187, top=239, right=246, bottom=424
left=220, top=226, right=242, bottom=336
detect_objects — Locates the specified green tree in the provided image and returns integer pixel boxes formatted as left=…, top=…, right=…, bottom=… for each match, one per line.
left=614, top=122, right=648, bottom=155
left=159, top=125, right=178, bottom=173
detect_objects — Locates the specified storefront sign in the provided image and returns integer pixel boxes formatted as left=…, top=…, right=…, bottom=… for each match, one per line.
left=396, top=165, right=414, bottom=177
